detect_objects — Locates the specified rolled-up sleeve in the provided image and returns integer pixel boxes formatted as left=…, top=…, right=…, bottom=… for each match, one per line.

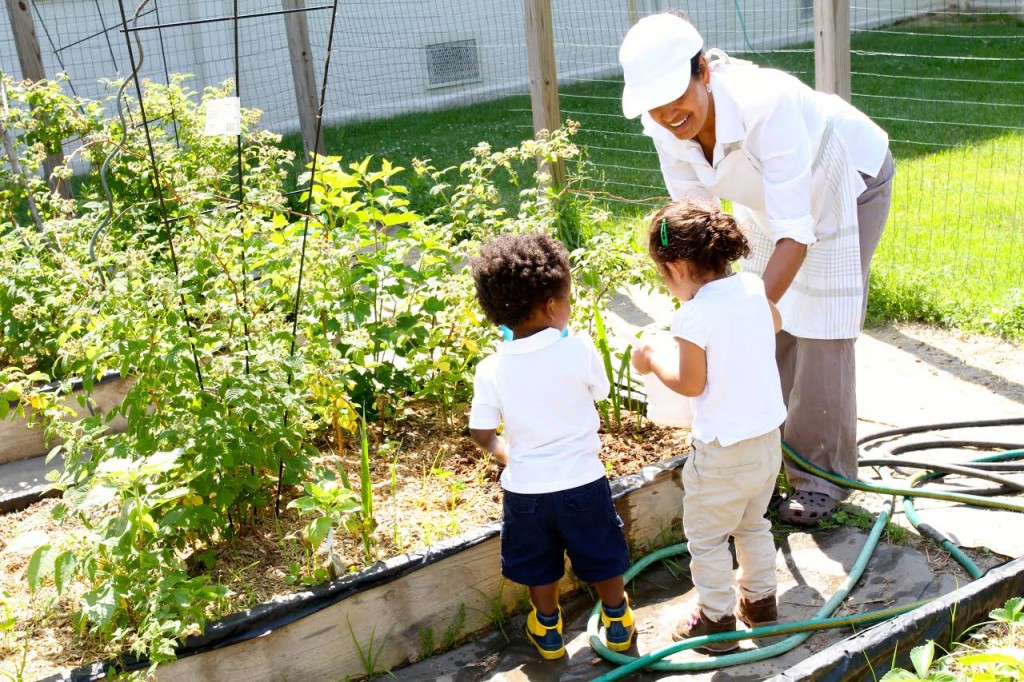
left=748, top=89, right=817, bottom=245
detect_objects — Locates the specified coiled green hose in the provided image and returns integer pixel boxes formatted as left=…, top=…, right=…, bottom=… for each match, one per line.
left=587, top=425, right=1024, bottom=680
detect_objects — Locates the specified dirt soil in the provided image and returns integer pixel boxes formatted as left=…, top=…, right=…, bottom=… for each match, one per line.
left=0, top=408, right=687, bottom=681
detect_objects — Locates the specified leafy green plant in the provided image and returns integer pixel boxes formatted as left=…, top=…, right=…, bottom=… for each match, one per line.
left=287, top=479, right=360, bottom=557
left=27, top=448, right=231, bottom=666
left=990, top=597, right=1024, bottom=627
left=880, top=598, right=1024, bottom=682
left=1, top=68, right=644, bottom=675
left=417, top=626, right=436, bottom=660
left=469, top=581, right=513, bottom=641
left=881, top=641, right=956, bottom=681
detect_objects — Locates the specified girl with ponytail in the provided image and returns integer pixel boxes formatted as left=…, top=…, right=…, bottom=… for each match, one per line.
left=631, top=198, right=786, bottom=651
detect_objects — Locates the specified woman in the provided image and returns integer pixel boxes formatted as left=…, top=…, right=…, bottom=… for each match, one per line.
left=619, top=12, right=895, bottom=526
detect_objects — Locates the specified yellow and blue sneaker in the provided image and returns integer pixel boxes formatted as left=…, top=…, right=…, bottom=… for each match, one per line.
left=525, top=606, right=565, bottom=660
left=601, top=595, right=635, bottom=652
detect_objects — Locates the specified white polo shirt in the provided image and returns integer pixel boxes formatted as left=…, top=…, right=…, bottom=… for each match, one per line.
left=643, top=55, right=889, bottom=245
left=643, top=54, right=890, bottom=339
left=671, top=272, right=786, bottom=447
left=469, top=328, right=609, bottom=494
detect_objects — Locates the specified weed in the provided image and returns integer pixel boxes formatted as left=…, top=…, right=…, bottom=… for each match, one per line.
left=417, top=627, right=435, bottom=660
left=470, top=580, right=512, bottom=641
left=442, top=603, right=467, bottom=650
left=348, top=618, right=396, bottom=680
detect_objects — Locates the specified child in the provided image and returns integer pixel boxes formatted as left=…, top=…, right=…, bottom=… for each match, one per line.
left=631, top=199, right=785, bottom=653
left=468, top=232, right=635, bottom=660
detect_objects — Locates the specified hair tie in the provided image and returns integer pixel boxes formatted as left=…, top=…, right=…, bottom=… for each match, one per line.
left=660, top=218, right=669, bottom=247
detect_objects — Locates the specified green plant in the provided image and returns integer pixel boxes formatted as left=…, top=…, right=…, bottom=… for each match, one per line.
left=818, top=505, right=908, bottom=544
left=348, top=619, right=395, bottom=680
left=442, top=603, right=467, bottom=650
left=879, top=597, right=1024, bottom=682
left=990, top=597, right=1024, bottom=627
left=2, top=68, right=641, bottom=674
left=0, top=589, right=27, bottom=682
left=27, top=448, right=231, bottom=666
left=470, top=580, right=513, bottom=641
left=881, top=641, right=956, bottom=681
left=417, top=626, right=435, bottom=660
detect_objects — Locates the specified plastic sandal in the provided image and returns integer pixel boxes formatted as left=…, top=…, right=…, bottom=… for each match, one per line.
left=778, top=490, right=836, bottom=527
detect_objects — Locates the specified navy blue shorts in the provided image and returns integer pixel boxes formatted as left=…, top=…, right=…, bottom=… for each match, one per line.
left=500, top=477, right=631, bottom=586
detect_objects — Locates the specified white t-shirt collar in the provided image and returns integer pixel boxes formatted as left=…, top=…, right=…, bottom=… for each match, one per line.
left=498, top=327, right=566, bottom=355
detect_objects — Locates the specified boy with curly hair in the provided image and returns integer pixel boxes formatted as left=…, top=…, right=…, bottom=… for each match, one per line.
left=468, top=231, right=635, bottom=660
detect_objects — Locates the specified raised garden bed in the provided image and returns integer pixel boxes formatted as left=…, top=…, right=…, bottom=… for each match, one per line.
left=0, top=371, right=133, bottom=466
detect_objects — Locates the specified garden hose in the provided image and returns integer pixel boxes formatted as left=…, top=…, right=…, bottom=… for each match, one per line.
left=897, top=449, right=1024, bottom=581
left=587, top=419, right=1024, bottom=679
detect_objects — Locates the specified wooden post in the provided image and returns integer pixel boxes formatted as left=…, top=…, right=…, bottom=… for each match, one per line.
left=283, top=0, right=324, bottom=159
left=522, top=0, right=564, bottom=189
left=814, top=0, right=851, bottom=101
left=5, top=0, right=71, bottom=198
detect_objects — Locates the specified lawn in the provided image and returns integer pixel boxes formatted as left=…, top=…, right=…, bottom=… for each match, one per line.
left=284, top=12, right=1024, bottom=339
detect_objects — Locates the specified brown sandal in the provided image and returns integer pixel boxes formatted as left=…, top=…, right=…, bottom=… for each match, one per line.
left=778, top=491, right=836, bottom=527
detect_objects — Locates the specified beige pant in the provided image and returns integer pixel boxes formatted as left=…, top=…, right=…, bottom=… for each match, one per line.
left=683, top=429, right=782, bottom=621
left=778, top=151, right=895, bottom=500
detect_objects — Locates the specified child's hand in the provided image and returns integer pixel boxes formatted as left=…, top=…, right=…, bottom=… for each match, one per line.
left=631, top=344, right=654, bottom=375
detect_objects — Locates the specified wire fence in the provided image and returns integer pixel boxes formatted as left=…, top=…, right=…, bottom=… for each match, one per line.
left=2, top=0, right=1022, bottom=293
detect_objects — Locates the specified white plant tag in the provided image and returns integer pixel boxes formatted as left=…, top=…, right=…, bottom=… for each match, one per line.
left=204, top=97, right=241, bottom=136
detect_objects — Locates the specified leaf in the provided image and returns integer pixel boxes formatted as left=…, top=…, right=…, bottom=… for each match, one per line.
left=929, top=673, right=957, bottom=682
left=990, top=597, right=1024, bottom=624
left=82, top=582, right=118, bottom=627
left=53, top=551, right=77, bottom=594
left=27, top=544, right=56, bottom=592
left=879, top=670, right=918, bottom=681
left=957, top=652, right=1024, bottom=667
left=81, top=484, right=119, bottom=509
left=910, top=641, right=934, bottom=678
left=305, top=517, right=333, bottom=549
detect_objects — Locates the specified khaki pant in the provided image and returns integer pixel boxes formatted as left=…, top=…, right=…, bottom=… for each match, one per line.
left=778, top=151, right=895, bottom=500
left=683, top=429, right=782, bottom=621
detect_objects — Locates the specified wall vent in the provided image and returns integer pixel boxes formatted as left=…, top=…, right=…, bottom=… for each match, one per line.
left=425, top=39, right=481, bottom=89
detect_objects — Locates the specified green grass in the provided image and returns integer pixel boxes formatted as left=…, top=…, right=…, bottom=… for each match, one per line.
left=282, top=12, right=1024, bottom=339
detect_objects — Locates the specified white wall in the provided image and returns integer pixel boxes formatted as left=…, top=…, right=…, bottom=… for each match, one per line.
left=3, top=0, right=1016, bottom=137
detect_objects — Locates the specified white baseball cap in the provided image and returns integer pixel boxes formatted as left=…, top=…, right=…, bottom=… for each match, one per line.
left=619, top=14, right=704, bottom=119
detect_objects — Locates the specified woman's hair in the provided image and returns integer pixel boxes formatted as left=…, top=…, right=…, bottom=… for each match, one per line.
left=648, top=199, right=750, bottom=276
left=470, top=232, right=571, bottom=328
left=666, top=9, right=703, bottom=77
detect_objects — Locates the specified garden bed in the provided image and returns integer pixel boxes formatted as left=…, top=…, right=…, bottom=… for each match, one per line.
left=0, top=371, right=133, bottom=466
left=0, top=408, right=688, bottom=681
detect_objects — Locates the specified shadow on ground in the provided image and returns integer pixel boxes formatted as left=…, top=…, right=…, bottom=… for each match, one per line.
left=398, top=524, right=967, bottom=681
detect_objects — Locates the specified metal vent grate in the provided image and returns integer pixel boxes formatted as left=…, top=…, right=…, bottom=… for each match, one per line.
left=425, top=39, right=481, bottom=88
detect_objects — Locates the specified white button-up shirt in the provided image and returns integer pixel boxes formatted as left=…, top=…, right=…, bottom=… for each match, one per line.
left=642, top=53, right=889, bottom=338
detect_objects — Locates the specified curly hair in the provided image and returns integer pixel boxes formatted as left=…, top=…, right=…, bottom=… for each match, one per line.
left=648, top=199, right=750, bottom=277
left=470, top=232, right=571, bottom=328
